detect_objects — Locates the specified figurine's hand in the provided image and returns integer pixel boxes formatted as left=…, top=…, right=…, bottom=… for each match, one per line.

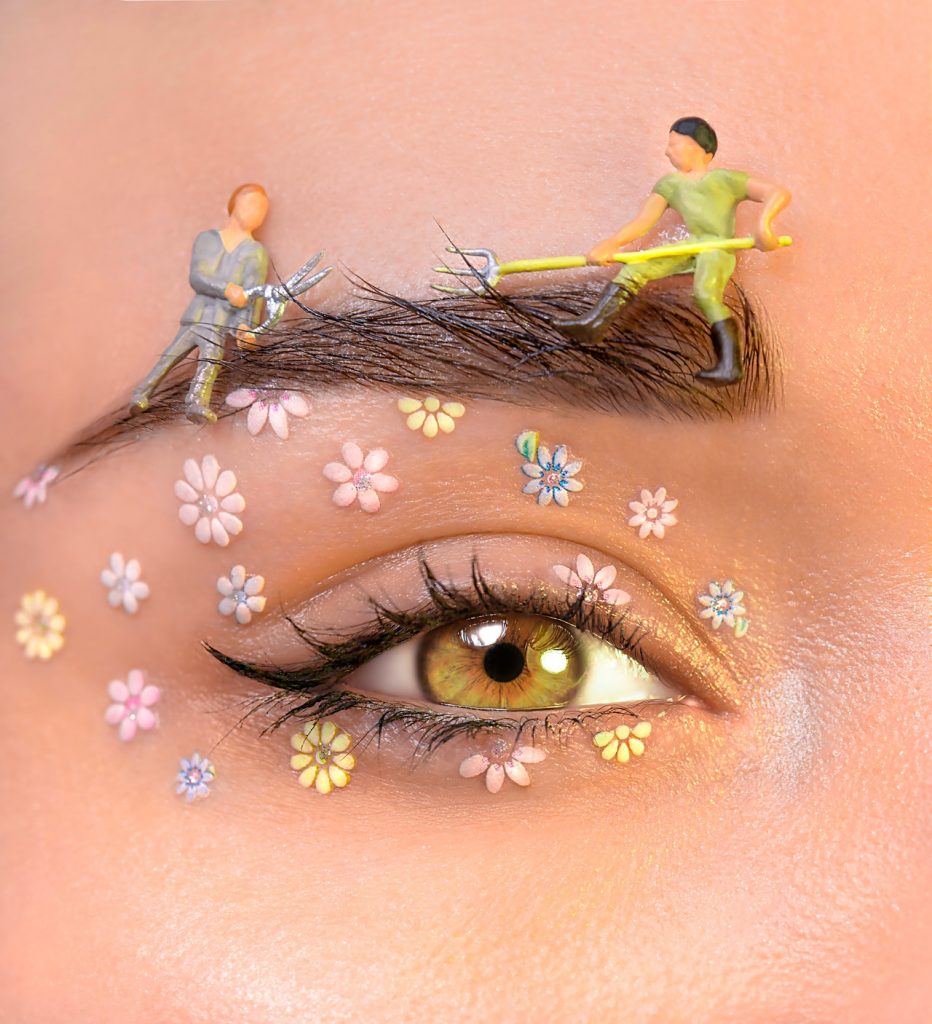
left=235, top=324, right=259, bottom=351
left=586, top=244, right=619, bottom=267
left=754, top=223, right=780, bottom=252
left=225, top=283, right=248, bottom=308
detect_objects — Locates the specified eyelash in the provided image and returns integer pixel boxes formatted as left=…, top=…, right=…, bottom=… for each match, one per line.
left=206, top=555, right=666, bottom=761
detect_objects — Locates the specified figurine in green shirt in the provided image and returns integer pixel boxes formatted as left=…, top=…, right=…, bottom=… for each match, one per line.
left=554, top=117, right=791, bottom=385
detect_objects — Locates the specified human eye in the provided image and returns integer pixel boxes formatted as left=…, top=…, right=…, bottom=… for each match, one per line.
left=208, top=533, right=739, bottom=792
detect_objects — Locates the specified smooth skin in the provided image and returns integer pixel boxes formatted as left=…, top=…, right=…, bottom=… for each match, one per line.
left=1, top=3, right=930, bottom=1022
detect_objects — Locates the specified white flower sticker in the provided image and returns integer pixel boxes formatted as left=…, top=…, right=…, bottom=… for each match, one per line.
left=627, top=487, right=679, bottom=540
left=217, top=565, right=267, bottom=625
left=100, top=553, right=150, bottom=614
left=175, top=454, right=245, bottom=546
left=552, top=554, right=630, bottom=606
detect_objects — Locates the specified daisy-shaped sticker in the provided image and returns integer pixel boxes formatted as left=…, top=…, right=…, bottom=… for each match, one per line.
left=397, top=396, right=466, bottom=438
left=100, top=552, right=150, bottom=614
left=593, top=721, right=652, bottom=764
left=175, top=454, right=246, bottom=546
left=13, top=465, right=59, bottom=508
left=627, top=487, right=679, bottom=540
left=459, top=741, right=547, bottom=793
left=521, top=444, right=584, bottom=507
left=224, top=388, right=311, bottom=440
left=104, top=669, right=161, bottom=741
left=176, top=753, right=216, bottom=801
left=322, top=442, right=399, bottom=513
left=15, top=590, right=66, bottom=660
left=697, top=579, right=749, bottom=636
left=552, top=554, right=630, bottom=606
left=290, top=719, right=356, bottom=794
left=217, top=565, right=267, bottom=625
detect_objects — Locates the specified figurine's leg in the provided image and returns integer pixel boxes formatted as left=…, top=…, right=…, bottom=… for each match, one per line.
left=553, top=255, right=690, bottom=345
left=129, top=326, right=200, bottom=413
left=184, top=335, right=227, bottom=424
left=692, top=251, right=743, bottom=385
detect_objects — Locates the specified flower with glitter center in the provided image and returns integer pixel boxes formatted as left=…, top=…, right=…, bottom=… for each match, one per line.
left=397, top=396, right=466, bottom=438
left=175, top=454, right=245, bottom=546
left=323, top=442, right=399, bottom=513
left=13, top=464, right=59, bottom=508
left=459, top=741, right=547, bottom=793
left=176, top=752, right=216, bottom=801
left=697, top=579, right=748, bottom=635
left=100, top=552, right=151, bottom=614
left=290, top=719, right=356, bottom=794
left=521, top=444, right=584, bottom=507
left=15, top=589, right=66, bottom=659
left=593, top=721, right=652, bottom=764
left=552, top=553, right=630, bottom=606
left=217, top=565, right=267, bottom=625
left=104, top=668, right=161, bottom=741
left=225, top=388, right=311, bottom=440
left=627, top=487, right=679, bottom=540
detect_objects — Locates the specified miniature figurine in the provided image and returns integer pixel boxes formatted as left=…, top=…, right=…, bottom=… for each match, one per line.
left=130, top=184, right=331, bottom=423
left=554, top=117, right=791, bottom=384
left=432, top=117, right=791, bottom=386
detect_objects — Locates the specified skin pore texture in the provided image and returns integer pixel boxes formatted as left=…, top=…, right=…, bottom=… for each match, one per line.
left=1, top=2, right=930, bottom=1022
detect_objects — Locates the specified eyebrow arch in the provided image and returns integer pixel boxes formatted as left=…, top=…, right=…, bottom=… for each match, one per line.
left=47, top=273, right=782, bottom=476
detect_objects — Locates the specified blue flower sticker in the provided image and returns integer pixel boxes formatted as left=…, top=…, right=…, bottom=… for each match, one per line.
left=520, top=443, right=584, bottom=507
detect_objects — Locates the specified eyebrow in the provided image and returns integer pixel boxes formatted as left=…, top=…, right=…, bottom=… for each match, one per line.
left=47, top=274, right=782, bottom=474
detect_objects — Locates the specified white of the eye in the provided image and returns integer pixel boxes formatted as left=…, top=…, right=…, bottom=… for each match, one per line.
left=345, top=624, right=681, bottom=706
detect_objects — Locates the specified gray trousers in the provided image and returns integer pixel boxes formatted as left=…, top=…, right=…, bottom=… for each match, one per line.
left=131, top=323, right=226, bottom=409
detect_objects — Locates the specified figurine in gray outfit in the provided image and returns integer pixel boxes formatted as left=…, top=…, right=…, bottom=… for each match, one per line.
left=131, top=184, right=271, bottom=423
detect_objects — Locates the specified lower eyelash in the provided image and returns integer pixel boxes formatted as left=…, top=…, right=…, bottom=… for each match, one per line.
left=240, top=685, right=664, bottom=763
left=208, top=553, right=663, bottom=760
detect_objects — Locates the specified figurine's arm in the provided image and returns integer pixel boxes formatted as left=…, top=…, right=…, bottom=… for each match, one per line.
left=745, top=176, right=792, bottom=251
left=187, top=232, right=232, bottom=300
left=586, top=193, right=669, bottom=265
left=241, top=247, right=270, bottom=328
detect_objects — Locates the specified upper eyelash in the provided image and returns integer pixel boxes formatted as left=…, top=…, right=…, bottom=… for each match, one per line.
left=206, top=554, right=657, bottom=757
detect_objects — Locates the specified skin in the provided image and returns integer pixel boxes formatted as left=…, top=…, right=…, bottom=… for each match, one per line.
left=1, top=2, right=929, bottom=1022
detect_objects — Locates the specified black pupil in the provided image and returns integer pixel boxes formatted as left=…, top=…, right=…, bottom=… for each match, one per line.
left=482, top=642, right=525, bottom=683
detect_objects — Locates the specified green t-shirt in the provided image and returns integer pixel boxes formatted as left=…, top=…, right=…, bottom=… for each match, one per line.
left=652, top=169, right=750, bottom=240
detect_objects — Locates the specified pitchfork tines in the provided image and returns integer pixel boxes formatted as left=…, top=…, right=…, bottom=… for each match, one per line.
left=431, top=246, right=502, bottom=295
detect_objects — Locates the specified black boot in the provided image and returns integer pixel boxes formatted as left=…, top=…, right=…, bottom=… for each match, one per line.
left=695, top=317, right=743, bottom=385
left=553, top=282, right=625, bottom=345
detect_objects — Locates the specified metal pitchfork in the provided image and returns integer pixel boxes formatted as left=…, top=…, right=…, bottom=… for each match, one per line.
left=431, top=235, right=793, bottom=296
left=245, top=251, right=334, bottom=335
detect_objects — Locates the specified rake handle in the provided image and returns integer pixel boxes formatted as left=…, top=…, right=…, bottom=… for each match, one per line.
left=496, top=234, right=793, bottom=279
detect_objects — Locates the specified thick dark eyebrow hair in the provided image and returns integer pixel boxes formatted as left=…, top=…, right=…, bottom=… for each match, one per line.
left=46, top=273, right=781, bottom=476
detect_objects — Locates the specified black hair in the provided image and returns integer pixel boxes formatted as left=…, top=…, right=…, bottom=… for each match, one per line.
left=669, top=116, right=718, bottom=156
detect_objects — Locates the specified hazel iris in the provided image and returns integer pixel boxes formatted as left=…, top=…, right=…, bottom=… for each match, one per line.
left=418, top=614, right=584, bottom=710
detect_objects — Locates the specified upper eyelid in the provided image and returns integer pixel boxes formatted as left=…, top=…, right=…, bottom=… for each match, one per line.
left=40, top=278, right=779, bottom=476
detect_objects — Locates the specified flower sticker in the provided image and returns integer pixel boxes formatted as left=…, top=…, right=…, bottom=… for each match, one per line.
left=13, top=464, right=59, bottom=508
left=290, top=719, right=356, bottom=794
left=397, top=396, right=465, bottom=438
left=104, top=669, right=161, bottom=741
left=458, top=740, right=547, bottom=793
left=217, top=565, right=267, bottom=625
left=175, top=454, right=245, bottom=546
left=176, top=753, right=216, bottom=801
left=697, top=579, right=749, bottom=636
left=100, top=552, right=150, bottom=614
left=521, top=443, right=584, bottom=507
left=322, top=442, right=399, bottom=513
left=552, top=554, right=630, bottom=606
left=225, top=388, right=311, bottom=440
left=15, top=590, right=65, bottom=660
left=627, top=487, right=679, bottom=540
left=593, top=721, right=652, bottom=764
